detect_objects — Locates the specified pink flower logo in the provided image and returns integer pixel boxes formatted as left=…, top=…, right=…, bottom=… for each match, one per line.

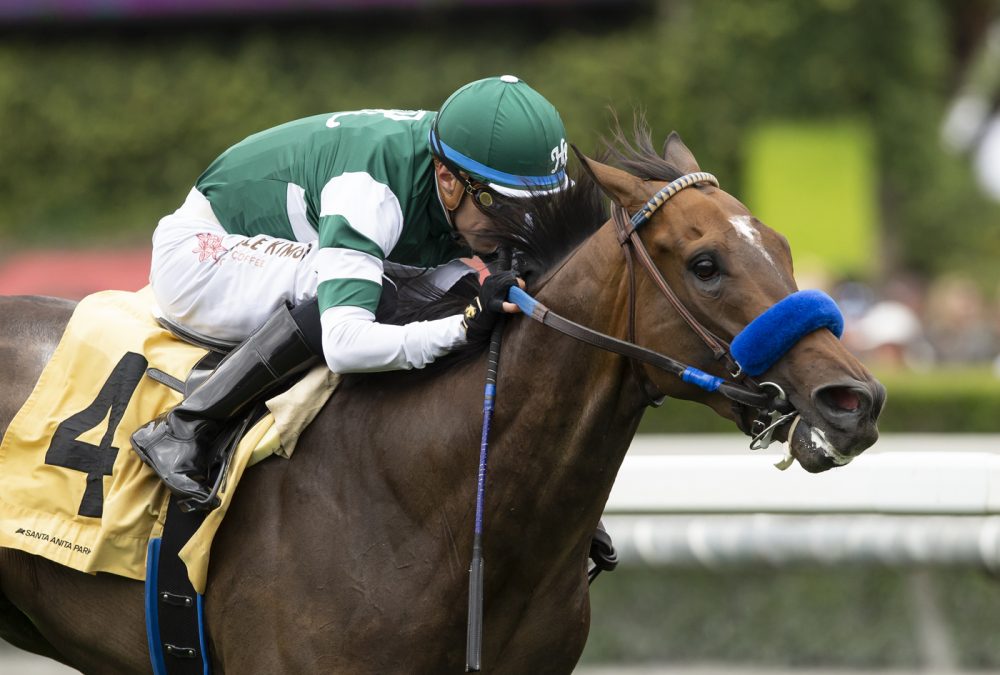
left=193, top=233, right=227, bottom=264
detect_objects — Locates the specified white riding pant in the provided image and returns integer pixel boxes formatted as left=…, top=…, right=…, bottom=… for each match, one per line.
left=150, top=188, right=320, bottom=342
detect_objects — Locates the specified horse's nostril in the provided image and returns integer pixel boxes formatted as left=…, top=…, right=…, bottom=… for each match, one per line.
left=827, top=387, right=861, bottom=412
left=817, top=385, right=864, bottom=414
left=814, top=381, right=885, bottom=425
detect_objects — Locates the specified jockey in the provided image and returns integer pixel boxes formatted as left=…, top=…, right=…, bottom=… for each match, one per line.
left=131, top=75, right=570, bottom=507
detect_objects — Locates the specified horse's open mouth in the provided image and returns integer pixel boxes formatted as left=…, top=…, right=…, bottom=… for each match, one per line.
left=786, top=416, right=853, bottom=473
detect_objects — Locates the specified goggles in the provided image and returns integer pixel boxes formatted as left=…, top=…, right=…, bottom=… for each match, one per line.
left=429, top=123, right=506, bottom=215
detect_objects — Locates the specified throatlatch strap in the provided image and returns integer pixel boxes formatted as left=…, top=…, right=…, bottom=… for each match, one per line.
left=615, top=206, right=738, bottom=372
left=145, top=496, right=211, bottom=675
left=612, top=208, right=663, bottom=407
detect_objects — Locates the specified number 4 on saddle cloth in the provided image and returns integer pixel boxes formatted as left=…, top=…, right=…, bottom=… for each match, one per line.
left=0, top=286, right=339, bottom=593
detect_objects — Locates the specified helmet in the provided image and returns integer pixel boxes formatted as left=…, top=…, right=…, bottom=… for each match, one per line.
left=430, top=75, right=570, bottom=198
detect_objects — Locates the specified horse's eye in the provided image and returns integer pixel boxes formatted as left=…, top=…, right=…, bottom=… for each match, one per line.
left=692, top=257, right=719, bottom=281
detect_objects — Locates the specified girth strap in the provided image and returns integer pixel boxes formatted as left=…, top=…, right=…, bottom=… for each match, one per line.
left=145, top=496, right=211, bottom=675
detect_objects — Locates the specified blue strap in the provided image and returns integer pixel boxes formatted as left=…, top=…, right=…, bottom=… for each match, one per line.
left=197, top=595, right=210, bottom=675
left=731, top=289, right=844, bottom=377
left=145, top=497, right=212, bottom=675
left=429, top=129, right=568, bottom=190
left=146, top=538, right=168, bottom=675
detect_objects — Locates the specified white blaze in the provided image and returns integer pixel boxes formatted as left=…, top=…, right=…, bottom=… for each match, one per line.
left=729, top=215, right=776, bottom=268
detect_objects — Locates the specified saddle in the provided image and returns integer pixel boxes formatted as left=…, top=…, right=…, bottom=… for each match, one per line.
left=0, top=287, right=338, bottom=586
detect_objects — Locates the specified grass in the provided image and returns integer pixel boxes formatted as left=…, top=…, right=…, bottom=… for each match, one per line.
left=581, top=566, right=1000, bottom=669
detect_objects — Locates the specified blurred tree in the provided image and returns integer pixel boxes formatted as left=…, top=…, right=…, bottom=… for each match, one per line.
left=0, top=0, right=998, bottom=285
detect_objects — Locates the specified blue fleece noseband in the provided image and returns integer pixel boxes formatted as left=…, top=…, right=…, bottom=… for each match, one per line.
left=730, top=289, right=844, bottom=377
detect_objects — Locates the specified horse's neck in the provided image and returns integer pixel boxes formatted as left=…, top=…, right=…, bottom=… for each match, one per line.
left=490, top=222, right=645, bottom=547
left=289, top=224, right=644, bottom=577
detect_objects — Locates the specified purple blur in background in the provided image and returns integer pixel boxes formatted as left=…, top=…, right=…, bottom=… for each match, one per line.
left=0, top=0, right=592, bottom=21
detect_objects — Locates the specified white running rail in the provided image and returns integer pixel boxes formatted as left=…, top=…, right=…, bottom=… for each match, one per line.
left=603, top=434, right=1000, bottom=568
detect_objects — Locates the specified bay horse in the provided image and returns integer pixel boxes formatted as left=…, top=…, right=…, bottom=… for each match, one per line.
left=0, top=130, right=884, bottom=673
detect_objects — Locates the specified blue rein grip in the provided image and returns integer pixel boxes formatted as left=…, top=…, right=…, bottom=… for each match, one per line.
left=681, top=367, right=723, bottom=392
left=507, top=286, right=538, bottom=316
left=731, top=289, right=844, bottom=376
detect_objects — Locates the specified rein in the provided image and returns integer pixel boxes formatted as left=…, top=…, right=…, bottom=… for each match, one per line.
left=508, top=286, right=773, bottom=411
left=458, top=171, right=819, bottom=667
left=617, top=174, right=737, bottom=369
left=508, top=171, right=800, bottom=448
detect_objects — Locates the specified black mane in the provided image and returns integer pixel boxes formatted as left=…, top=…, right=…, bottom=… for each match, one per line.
left=473, top=116, right=687, bottom=284
left=480, top=173, right=609, bottom=283
left=383, top=167, right=608, bottom=327
left=603, top=115, right=686, bottom=183
left=373, top=119, right=679, bottom=371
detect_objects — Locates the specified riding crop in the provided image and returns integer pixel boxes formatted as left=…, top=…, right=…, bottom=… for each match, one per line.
left=466, top=248, right=511, bottom=673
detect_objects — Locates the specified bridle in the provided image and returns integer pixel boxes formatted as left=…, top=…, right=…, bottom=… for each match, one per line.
left=611, top=174, right=742, bottom=400
left=508, top=171, right=799, bottom=450
left=611, top=173, right=795, bottom=442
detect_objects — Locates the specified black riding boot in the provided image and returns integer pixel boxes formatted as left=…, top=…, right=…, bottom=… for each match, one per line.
left=131, top=303, right=321, bottom=507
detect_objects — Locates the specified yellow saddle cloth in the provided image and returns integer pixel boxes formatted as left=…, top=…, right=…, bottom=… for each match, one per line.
left=0, top=287, right=338, bottom=593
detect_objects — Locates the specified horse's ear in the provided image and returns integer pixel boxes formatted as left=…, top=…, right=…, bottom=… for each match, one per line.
left=571, top=145, right=647, bottom=210
left=663, top=131, right=701, bottom=174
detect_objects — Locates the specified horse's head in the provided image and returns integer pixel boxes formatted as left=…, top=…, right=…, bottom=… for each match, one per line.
left=582, top=133, right=885, bottom=472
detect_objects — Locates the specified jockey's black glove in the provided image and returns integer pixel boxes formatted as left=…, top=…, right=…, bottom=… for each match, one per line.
left=462, top=271, right=519, bottom=343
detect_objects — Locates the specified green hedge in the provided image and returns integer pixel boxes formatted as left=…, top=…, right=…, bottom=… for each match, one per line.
left=639, top=367, right=1000, bottom=433
left=2, top=0, right=1000, bottom=283
left=582, top=566, right=1000, bottom=669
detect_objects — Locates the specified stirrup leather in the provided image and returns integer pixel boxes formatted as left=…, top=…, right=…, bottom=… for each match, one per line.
left=175, top=409, right=261, bottom=513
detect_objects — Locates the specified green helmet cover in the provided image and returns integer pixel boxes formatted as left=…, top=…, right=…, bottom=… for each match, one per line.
left=431, top=75, right=569, bottom=196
